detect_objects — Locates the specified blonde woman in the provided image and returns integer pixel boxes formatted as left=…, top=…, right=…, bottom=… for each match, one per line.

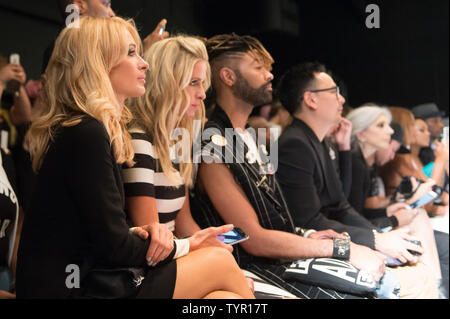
left=123, top=35, right=254, bottom=299
left=347, top=105, right=445, bottom=293
left=16, top=17, right=253, bottom=299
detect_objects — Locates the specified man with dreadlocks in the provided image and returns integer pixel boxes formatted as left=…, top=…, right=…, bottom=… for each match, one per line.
left=189, top=33, right=387, bottom=299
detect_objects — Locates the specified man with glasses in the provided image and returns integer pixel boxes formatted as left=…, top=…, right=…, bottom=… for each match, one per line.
left=275, top=62, right=438, bottom=298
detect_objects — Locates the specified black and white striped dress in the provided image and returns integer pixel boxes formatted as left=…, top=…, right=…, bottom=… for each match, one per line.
left=123, top=128, right=186, bottom=232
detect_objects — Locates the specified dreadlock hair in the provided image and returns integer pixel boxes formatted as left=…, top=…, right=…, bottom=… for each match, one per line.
left=205, top=33, right=274, bottom=93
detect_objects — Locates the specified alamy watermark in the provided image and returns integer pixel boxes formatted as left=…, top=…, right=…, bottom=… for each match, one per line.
left=169, top=120, right=279, bottom=174
left=65, top=264, right=80, bottom=289
left=365, top=4, right=380, bottom=29
left=65, top=4, right=80, bottom=28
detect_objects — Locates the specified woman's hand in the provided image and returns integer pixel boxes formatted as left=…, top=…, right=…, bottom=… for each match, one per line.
left=375, top=228, right=423, bottom=264
left=130, top=223, right=174, bottom=266
left=188, top=224, right=235, bottom=253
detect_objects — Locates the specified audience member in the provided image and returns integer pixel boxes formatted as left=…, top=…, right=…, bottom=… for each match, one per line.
left=190, top=33, right=390, bottom=299
left=380, top=107, right=449, bottom=216
left=16, top=16, right=253, bottom=299
left=275, top=62, right=437, bottom=298
left=123, top=35, right=255, bottom=298
left=411, top=103, right=446, bottom=168
left=346, top=105, right=408, bottom=227
left=365, top=122, right=404, bottom=209
left=346, top=105, right=447, bottom=297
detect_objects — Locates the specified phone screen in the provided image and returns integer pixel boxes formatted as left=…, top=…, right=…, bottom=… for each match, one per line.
left=218, top=228, right=248, bottom=245
left=409, top=191, right=438, bottom=209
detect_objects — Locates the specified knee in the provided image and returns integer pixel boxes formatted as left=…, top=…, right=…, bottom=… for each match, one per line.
left=199, top=247, right=239, bottom=272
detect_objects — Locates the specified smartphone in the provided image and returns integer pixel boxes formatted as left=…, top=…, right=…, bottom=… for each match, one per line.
left=9, top=53, right=20, bottom=65
left=407, top=189, right=440, bottom=211
left=217, top=227, right=249, bottom=245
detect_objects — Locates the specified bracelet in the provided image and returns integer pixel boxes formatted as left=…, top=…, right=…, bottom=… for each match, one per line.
left=295, top=227, right=317, bottom=238
left=332, top=237, right=350, bottom=260
left=303, top=229, right=317, bottom=238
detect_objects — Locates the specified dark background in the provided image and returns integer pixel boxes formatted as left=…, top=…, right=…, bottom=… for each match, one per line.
left=0, top=0, right=448, bottom=113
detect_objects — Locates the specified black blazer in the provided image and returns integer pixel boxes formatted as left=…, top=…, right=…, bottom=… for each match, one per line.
left=348, top=144, right=398, bottom=229
left=16, top=117, right=173, bottom=298
left=276, top=118, right=376, bottom=248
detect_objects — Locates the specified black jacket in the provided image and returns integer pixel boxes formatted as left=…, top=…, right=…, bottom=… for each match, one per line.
left=16, top=117, right=174, bottom=298
left=349, top=144, right=398, bottom=229
left=276, top=118, right=377, bottom=249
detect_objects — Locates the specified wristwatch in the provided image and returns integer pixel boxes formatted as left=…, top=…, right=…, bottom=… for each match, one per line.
left=332, top=237, right=350, bottom=260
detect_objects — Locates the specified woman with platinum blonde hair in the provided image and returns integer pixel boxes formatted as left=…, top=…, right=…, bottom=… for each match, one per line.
left=347, top=104, right=444, bottom=294
left=16, top=17, right=253, bottom=299
left=123, top=35, right=255, bottom=299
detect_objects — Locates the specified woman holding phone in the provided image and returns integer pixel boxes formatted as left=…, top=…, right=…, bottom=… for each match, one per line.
left=346, top=105, right=444, bottom=293
left=16, top=17, right=253, bottom=299
left=123, top=35, right=254, bottom=298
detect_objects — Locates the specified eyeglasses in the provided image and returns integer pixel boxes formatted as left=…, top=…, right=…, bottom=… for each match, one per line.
left=307, top=86, right=340, bottom=99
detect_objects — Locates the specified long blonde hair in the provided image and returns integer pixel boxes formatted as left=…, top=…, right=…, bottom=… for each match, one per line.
left=28, top=16, right=141, bottom=172
left=129, top=36, right=211, bottom=187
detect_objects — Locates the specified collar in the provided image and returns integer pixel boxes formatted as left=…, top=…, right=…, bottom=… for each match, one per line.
left=290, top=117, right=321, bottom=144
left=208, top=103, right=251, bottom=131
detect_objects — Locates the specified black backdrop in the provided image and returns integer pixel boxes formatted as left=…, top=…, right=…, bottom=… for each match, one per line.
left=0, top=0, right=448, bottom=113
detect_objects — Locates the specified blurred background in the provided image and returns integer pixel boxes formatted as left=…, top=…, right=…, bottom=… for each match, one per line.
left=0, top=0, right=448, bottom=113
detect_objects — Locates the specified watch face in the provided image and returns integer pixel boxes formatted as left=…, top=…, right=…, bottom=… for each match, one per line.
left=333, top=238, right=350, bottom=260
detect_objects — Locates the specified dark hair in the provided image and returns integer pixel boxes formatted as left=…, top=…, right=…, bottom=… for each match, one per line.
left=205, top=33, right=273, bottom=92
left=206, top=33, right=273, bottom=66
left=276, top=62, right=328, bottom=115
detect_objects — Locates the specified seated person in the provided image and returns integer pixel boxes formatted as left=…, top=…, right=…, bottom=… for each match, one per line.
left=411, top=103, right=446, bottom=170
left=380, top=107, right=448, bottom=216
left=123, top=35, right=255, bottom=298
left=274, top=62, right=438, bottom=298
left=347, top=105, right=411, bottom=229
left=346, top=105, right=447, bottom=298
left=191, top=33, right=391, bottom=299
left=365, top=122, right=404, bottom=209
left=15, top=16, right=253, bottom=299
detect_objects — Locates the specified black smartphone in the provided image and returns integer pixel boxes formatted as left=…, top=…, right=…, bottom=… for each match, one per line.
left=217, top=227, right=249, bottom=245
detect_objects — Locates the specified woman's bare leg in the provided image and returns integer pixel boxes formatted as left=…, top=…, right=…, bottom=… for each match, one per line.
left=407, top=209, right=442, bottom=279
left=172, top=247, right=255, bottom=299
